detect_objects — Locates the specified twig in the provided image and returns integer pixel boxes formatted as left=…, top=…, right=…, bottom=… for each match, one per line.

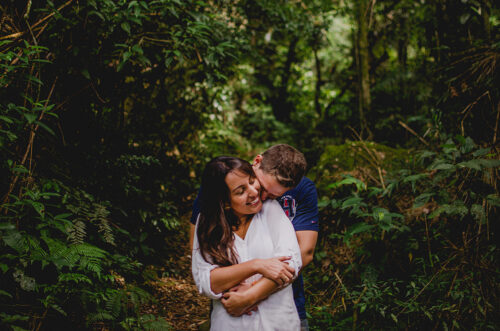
left=34, top=307, right=48, bottom=331
left=376, top=167, right=386, bottom=190
left=1, top=78, right=58, bottom=207
left=460, top=91, right=490, bottom=136
left=494, top=101, right=499, bottom=144
left=0, top=0, right=73, bottom=41
left=348, top=126, right=386, bottom=188
left=396, top=257, right=454, bottom=317
left=424, top=216, right=434, bottom=268
left=398, top=120, right=429, bottom=146
left=334, top=271, right=349, bottom=312
left=24, top=0, right=32, bottom=20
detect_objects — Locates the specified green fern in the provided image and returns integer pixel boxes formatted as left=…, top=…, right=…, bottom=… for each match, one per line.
left=58, top=272, right=92, bottom=284
left=96, top=218, right=115, bottom=246
left=67, top=219, right=86, bottom=245
left=105, top=289, right=126, bottom=319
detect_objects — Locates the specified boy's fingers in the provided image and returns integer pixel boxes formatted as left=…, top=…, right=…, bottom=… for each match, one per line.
left=277, top=256, right=291, bottom=261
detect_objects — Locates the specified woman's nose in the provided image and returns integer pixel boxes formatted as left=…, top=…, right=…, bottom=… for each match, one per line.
left=249, top=183, right=259, bottom=197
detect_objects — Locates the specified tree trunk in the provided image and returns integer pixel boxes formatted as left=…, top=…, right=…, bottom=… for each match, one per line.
left=272, top=37, right=298, bottom=123
left=354, top=0, right=373, bottom=139
left=314, top=47, right=323, bottom=119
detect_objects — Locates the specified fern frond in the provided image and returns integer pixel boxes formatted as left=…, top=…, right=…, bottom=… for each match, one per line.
left=87, top=311, right=114, bottom=323
left=72, top=243, right=107, bottom=258
left=66, top=219, right=86, bottom=245
left=97, top=218, right=115, bottom=246
left=139, top=314, right=172, bottom=331
left=105, top=289, right=125, bottom=319
left=58, top=272, right=92, bottom=284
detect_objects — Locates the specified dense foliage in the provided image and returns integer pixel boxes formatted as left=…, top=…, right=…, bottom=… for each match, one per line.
left=1, top=0, right=499, bottom=329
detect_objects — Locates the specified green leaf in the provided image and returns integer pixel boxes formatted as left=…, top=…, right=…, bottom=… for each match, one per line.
left=3, top=231, right=27, bottom=253
left=121, top=22, right=131, bottom=34
left=470, top=204, right=486, bottom=223
left=0, top=290, right=12, bottom=298
left=346, top=222, right=374, bottom=236
left=413, top=193, right=434, bottom=208
left=479, top=159, right=500, bottom=168
left=429, top=162, right=455, bottom=171
left=402, top=173, right=427, bottom=192
left=35, top=121, right=55, bottom=136
left=328, top=176, right=366, bottom=191
left=26, top=74, right=43, bottom=86
left=418, top=150, right=435, bottom=159
left=457, top=159, right=482, bottom=170
left=0, top=222, right=16, bottom=230
left=0, top=115, right=14, bottom=123
left=0, top=263, right=8, bottom=273
left=429, top=201, right=468, bottom=219
left=12, top=165, right=29, bottom=174
left=31, top=201, right=45, bottom=217
left=341, top=197, right=364, bottom=209
left=472, top=148, right=491, bottom=157
left=81, top=69, right=91, bottom=80
left=23, top=113, right=37, bottom=124
left=487, top=194, right=500, bottom=207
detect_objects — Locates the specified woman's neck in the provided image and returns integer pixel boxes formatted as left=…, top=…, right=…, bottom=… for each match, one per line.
left=233, top=214, right=253, bottom=240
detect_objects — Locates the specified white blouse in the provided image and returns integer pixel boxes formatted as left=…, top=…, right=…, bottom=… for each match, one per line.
left=192, top=200, right=302, bottom=331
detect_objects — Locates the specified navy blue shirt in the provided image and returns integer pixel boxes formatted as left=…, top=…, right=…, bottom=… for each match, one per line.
left=190, top=177, right=319, bottom=320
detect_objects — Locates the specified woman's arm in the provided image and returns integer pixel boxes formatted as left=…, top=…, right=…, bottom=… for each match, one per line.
left=210, top=256, right=294, bottom=294
left=221, top=277, right=278, bottom=316
left=192, top=226, right=295, bottom=297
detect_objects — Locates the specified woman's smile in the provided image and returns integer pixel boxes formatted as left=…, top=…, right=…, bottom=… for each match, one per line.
left=247, top=198, right=260, bottom=206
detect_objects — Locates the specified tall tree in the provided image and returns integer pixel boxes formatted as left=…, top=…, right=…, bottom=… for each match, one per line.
left=353, top=0, right=373, bottom=139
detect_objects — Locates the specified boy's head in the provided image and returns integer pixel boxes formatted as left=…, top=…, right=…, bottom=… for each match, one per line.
left=252, top=144, right=307, bottom=200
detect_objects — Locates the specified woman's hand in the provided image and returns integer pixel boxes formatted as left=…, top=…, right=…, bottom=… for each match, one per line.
left=256, top=256, right=295, bottom=286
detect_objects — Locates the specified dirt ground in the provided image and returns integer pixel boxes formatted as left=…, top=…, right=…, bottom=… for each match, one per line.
left=149, top=274, right=210, bottom=330
left=144, top=231, right=211, bottom=330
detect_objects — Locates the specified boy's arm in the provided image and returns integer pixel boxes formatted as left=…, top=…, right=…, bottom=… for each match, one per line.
left=296, top=230, right=318, bottom=269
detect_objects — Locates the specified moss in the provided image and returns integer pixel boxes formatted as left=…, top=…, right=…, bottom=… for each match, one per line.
left=309, top=141, right=413, bottom=190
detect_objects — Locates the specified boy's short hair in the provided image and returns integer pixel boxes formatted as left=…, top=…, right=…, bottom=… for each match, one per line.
left=260, top=144, right=307, bottom=188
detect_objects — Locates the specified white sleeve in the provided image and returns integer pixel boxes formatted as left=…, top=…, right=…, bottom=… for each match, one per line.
left=191, top=221, right=223, bottom=300
left=264, top=200, right=302, bottom=278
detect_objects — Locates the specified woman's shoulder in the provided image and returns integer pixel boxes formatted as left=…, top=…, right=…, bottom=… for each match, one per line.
left=261, top=199, right=282, bottom=213
left=260, top=200, right=288, bottom=224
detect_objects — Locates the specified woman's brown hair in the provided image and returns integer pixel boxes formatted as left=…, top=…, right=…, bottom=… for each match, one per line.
left=196, top=156, right=256, bottom=266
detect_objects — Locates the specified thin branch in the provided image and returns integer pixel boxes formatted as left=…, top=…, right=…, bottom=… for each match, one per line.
left=398, top=120, right=429, bottom=146
left=1, top=78, right=58, bottom=206
left=460, top=91, right=490, bottom=136
left=396, top=257, right=454, bottom=317
left=493, top=101, right=499, bottom=144
left=0, top=0, right=73, bottom=41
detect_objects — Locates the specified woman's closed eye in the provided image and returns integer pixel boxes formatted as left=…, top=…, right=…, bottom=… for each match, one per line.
left=233, top=186, right=245, bottom=195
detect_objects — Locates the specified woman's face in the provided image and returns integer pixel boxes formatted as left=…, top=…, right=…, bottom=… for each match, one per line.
left=225, top=170, right=262, bottom=219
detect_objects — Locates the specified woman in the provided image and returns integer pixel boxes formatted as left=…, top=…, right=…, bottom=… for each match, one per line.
left=192, top=156, right=302, bottom=330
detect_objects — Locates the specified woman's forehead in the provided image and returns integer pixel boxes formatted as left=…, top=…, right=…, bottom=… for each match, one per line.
left=225, top=170, right=250, bottom=187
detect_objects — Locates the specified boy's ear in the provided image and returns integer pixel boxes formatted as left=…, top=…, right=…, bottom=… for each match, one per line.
left=252, top=154, right=263, bottom=167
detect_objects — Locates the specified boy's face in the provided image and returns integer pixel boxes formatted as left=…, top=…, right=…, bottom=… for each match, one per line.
left=252, top=156, right=289, bottom=200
